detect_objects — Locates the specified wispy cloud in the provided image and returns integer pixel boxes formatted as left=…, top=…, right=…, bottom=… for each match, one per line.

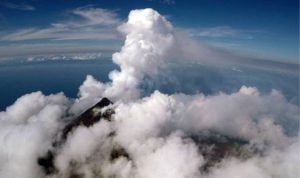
left=188, top=26, right=255, bottom=39
left=1, top=2, right=35, bottom=11
left=0, top=6, right=121, bottom=42
left=72, top=5, right=120, bottom=26
left=26, top=52, right=103, bottom=62
left=147, top=0, right=176, bottom=5
left=1, top=27, right=119, bottom=41
left=161, top=0, right=176, bottom=4
left=0, top=42, right=119, bottom=59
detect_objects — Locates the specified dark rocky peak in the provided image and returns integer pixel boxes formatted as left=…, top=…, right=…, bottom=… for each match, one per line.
left=62, top=97, right=114, bottom=141
left=38, top=97, right=115, bottom=176
left=93, top=97, right=112, bottom=108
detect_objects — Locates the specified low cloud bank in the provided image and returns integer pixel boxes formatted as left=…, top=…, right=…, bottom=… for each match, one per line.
left=26, top=52, right=103, bottom=62
left=0, top=8, right=299, bottom=178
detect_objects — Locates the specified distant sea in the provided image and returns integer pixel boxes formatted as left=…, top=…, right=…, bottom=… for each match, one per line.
left=0, top=59, right=299, bottom=110
left=0, top=59, right=117, bottom=110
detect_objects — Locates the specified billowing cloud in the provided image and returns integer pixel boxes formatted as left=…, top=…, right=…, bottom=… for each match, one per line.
left=0, top=8, right=298, bottom=178
left=79, top=8, right=175, bottom=101
left=0, top=92, right=68, bottom=178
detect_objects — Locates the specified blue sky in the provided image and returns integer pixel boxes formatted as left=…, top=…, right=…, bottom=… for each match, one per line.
left=0, top=0, right=298, bottom=63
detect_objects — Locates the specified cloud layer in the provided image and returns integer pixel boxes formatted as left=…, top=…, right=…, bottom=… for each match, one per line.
left=26, top=52, right=103, bottom=62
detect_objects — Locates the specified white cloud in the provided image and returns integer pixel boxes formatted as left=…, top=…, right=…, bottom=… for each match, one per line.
left=55, top=120, right=113, bottom=176
left=79, top=8, right=175, bottom=101
left=113, top=88, right=298, bottom=149
left=79, top=75, right=106, bottom=99
left=0, top=92, right=68, bottom=178
left=134, top=133, right=202, bottom=178
left=0, top=86, right=298, bottom=178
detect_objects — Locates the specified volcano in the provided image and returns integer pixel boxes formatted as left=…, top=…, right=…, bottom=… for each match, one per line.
left=38, top=97, right=254, bottom=177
